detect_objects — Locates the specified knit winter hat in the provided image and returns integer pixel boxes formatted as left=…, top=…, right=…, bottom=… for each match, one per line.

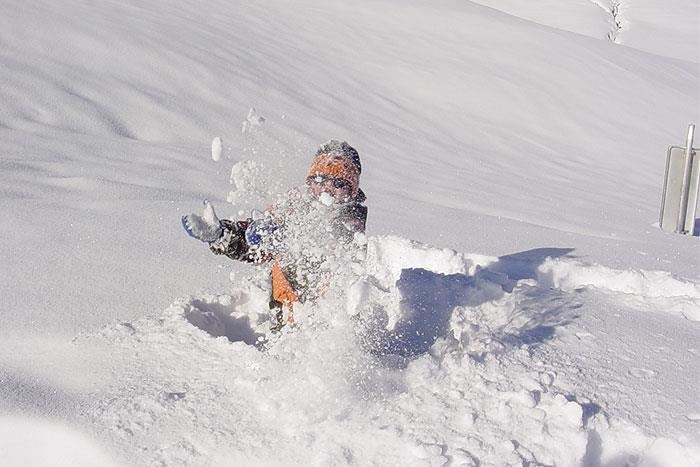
left=308, top=140, right=361, bottom=197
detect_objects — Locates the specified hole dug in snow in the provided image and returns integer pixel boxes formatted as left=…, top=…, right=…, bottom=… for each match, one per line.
left=183, top=296, right=266, bottom=346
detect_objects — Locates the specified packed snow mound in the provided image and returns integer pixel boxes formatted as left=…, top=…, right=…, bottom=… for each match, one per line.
left=82, top=235, right=700, bottom=466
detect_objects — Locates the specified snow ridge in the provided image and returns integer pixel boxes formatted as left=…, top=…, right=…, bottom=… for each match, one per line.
left=538, top=257, right=700, bottom=321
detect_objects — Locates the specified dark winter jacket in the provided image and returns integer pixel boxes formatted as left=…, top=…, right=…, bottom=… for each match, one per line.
left=210, top=188, right=367, bottom=302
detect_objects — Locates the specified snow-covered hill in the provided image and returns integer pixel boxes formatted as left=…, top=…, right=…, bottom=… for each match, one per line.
left=1, top=0, right=698, bottom=465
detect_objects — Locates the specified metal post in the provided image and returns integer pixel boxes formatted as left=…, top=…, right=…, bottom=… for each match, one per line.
left=676, top=124, right=696, bottom=233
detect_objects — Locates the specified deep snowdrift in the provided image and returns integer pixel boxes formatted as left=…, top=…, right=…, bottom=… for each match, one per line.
left=61, top=237, right=700, bottom=465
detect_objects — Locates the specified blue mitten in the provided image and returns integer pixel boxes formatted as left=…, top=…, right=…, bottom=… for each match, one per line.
left=182, top=200, right=223, bottom=243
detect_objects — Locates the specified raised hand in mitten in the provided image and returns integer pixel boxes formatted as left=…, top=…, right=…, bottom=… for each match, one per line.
left=181, top=200, right=223, bottom=243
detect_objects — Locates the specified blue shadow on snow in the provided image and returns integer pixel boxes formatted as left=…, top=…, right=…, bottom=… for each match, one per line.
left=359, top=247, right=578, bottom=360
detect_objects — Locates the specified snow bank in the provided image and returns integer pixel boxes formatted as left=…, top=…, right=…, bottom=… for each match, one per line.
left=539, top=258, right=700, bottom=320
left=79, top=235, right=700, bottom=466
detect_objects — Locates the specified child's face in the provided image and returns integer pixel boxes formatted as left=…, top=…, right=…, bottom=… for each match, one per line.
left=306, top=174, right=352, bottom=203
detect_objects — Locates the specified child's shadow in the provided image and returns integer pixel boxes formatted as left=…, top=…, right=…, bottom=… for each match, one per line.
left=359, top=248, right=578, bottom=361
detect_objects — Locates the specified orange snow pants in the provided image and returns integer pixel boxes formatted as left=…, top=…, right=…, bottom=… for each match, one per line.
left=271, top=260, right=298, bottom=324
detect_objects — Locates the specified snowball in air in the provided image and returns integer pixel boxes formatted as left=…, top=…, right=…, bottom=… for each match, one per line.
left=211, top=137, right=223, bottom=162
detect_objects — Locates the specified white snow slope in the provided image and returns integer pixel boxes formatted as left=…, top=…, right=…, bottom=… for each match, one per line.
left=1, top=0, right=699, bottom=465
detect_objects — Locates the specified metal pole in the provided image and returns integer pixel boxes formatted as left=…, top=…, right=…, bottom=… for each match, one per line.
left=659, top=148, right=672, bottom=228
left=676, top=124, right=695, bottom=233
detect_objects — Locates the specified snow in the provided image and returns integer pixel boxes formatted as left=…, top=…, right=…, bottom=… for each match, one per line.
left=211, top=137, right=223, bottom=162
left=1, top=0, right=699, bottom=465
left=469, top=0, right=699, bottom=62
left=242, top=108, right=266, bottom=134
left=0, top=417, right=119, bottom=467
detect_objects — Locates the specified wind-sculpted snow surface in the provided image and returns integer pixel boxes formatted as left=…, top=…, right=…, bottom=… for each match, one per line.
left=79, top=236, right=700, bottom=466
left=1, top=0, right=699, bottom=465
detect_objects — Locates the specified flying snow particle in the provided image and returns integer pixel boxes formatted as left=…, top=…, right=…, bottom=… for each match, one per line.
left=241, top=108, right=266, bottom=133
left=211, top=137, right=223, bottom=162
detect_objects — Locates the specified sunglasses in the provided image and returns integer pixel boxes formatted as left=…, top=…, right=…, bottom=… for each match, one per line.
left=307, top=174, right=352, bottom=191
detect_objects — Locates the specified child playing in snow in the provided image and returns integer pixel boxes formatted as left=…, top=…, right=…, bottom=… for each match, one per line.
left=182, top=140, right=367, bottom=331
